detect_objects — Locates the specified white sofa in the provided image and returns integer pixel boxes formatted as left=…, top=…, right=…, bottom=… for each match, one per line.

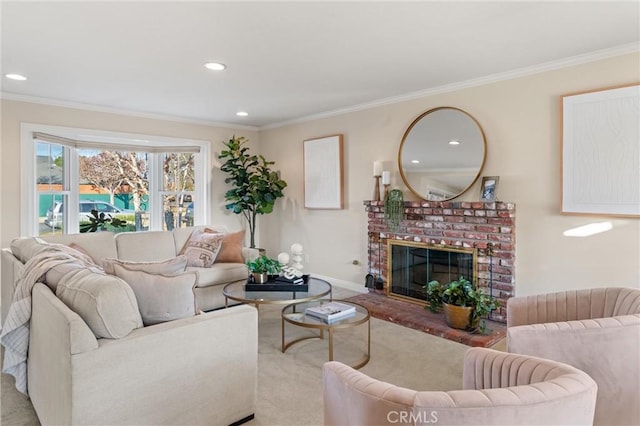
left=1, top=226, right=260, bottom=425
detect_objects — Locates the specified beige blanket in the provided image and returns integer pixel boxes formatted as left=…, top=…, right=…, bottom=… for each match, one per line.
left=0, top=243, right=101, bottom=395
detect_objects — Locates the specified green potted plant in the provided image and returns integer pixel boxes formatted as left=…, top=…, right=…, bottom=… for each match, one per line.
left=79, top=209, right=128, bottom=233
left=246, top=255, right=282, bottom=284
left=218, top=136, right=287, bottom=248
left=424, top=276, right=498, bottom=333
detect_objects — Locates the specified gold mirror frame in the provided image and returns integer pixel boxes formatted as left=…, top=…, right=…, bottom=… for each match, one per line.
left=398, top=107, right=487, bottom=201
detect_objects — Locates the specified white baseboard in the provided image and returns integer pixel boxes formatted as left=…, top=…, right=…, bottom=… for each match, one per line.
left=309, top=273, right=369, bottom=294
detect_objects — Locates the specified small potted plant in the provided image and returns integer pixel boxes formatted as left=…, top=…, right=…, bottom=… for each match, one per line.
left=424, top=276, right=499, bottom=333
left=246, top=255, right=282, bottom=284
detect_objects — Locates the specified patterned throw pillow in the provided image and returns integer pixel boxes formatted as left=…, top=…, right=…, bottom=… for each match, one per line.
left=180, top=228, right=225, bottom=267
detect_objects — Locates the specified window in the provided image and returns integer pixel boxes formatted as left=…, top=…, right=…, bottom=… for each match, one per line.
left=22, top=123, right=209, bottom=236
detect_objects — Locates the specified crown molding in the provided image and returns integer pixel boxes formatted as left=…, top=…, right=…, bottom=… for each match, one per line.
left=0, top=92, right=260, bottom=132
left=261, top=42, right=640, bottom=131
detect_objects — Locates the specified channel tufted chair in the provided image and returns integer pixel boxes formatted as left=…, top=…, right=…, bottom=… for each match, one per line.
left=507, top=287, right=640, bottom=426
left=323, top=348, right=597, bottom=425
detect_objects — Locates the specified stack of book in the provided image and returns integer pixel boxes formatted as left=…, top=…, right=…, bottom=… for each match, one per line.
left=305, top=302, right=356, bottom=323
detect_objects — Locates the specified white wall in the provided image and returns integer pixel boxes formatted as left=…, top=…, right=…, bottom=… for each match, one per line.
left=258, top=52, right=640, bottom=296
left=0, top=100, right=259, bottom=249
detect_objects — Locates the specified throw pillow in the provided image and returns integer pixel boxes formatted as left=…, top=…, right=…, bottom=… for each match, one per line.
left=55, top=269, right=143, bottom=339
left=207, top=229, right=245, bottom=264
left=111, top=263, right=198, bottom=326
left=180, top=228, right=224, bottom=267
left=102, top=255, right=188, bottom=275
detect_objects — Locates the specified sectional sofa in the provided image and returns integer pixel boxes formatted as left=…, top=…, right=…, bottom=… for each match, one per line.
left=1, top=226, right=259, bottom=425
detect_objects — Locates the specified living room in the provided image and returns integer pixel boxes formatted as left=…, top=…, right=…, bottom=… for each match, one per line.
left=1, top=2, right=639, bottom=425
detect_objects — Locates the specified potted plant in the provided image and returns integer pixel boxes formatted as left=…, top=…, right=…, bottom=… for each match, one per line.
left=218, top=136, right=287, bottom=248
left=246, top=255, right=282, bottom=284
left=424, top=276, right=498, bottom=333
left=79, top=209, right=128, bottom=233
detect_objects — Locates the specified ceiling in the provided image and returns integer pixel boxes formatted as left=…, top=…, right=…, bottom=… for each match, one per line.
left=2, top=1, right=639, bottom=129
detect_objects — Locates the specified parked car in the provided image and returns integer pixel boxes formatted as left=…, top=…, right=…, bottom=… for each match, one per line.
left=45, top=200, right=134, bottom=228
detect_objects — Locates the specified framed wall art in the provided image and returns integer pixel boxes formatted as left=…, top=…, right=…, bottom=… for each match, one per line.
left=303, top=134, right=344, bottom=209
left=480, top=176, right=499, bottom=202
left=561, top=84, right=639, bottom=216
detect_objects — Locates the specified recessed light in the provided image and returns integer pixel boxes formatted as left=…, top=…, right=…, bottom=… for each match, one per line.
left=411, top=160, right=420, bottom=164
left=449, top=140, right=460, bottom=145
left=563, top=222, right=613, bottom=237
left=236, top=111, right=248, bottom=117
left=204, top=62, right=226, bottom=71
left=5, top=73, right=27, bottom=81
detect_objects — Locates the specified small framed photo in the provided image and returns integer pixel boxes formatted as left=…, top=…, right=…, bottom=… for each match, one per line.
left=480, top=176, right=499, bottom=202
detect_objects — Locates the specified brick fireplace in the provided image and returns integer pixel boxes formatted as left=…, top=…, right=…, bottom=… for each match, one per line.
left=364, top=200, right=516, bottom=322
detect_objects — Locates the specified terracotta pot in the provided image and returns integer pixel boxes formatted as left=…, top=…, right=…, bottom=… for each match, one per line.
left=252, top=272, right=269, bottom=284
left=443, top=303, right=473, bottom=330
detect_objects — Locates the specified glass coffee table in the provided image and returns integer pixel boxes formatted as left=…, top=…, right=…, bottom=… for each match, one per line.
left=223, top=276, right=332, bottom=309
left=281, top=300, right=370, bottom=369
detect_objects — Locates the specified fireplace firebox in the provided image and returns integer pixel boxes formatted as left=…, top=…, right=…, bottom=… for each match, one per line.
left=387, top=240, right=476, bottom=303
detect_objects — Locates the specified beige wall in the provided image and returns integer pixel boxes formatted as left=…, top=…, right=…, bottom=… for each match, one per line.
left=0, top=100, right=259, bottom=249
left=259, top=52, right=640, bottom=296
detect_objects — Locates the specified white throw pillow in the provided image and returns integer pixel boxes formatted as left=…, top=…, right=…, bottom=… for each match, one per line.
left=111, top=263, right=198, bottom=326
left=102, top=255, right=188, bottom=275
left=55, top=270, right=143, bottom=339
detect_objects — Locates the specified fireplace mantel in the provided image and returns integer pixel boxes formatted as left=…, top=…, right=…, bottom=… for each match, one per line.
left=364, top=200, right=515, bottom=322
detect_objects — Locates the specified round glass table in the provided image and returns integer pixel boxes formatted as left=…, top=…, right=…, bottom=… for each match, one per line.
left=281, top=300, right=370, bottom=369
left=222, top=276, right=332, bottom=308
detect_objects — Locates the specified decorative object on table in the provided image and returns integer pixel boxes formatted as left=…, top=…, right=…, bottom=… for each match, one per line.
left=479, top=176, right=499, bottom=202
left=305, top=301, right=356, bottom=323
left=381, top=170, right=390, bottom=200
left=372, top=161, right=382, bottom=201
left=561, top=84, right=640, bottom=216
left=218, top=136, right=288, bottom=248
left=383, top=188, right=404, bottom=232
left=303, top=134, right=344, bottom=209
left=289, top=243, right=304, bottom=275
left=424, top=276, right=499, bottom=333
left=246, top=254, right=282, bottom=284
left=79, top=209, right=128, bottom=233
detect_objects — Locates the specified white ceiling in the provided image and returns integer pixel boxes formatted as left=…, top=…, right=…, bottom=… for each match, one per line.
left=2, top=1, right=639, bottom=129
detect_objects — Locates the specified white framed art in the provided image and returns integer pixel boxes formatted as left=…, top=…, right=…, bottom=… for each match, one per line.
left=561, top=83, right=640, bottom=216
left=303, top=134, right=344, bottom=209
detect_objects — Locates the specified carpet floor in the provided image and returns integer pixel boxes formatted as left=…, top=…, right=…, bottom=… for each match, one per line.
left=1, top=286, right=505, bottom=426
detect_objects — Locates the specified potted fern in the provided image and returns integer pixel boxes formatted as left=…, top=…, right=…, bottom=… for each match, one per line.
left=424, top=276, right=498, bottom=333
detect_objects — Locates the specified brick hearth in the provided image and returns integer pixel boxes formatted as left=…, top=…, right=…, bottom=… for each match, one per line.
left=345, top=292, right=506, bottom=347
left=365, top=200, right=516, bottom=322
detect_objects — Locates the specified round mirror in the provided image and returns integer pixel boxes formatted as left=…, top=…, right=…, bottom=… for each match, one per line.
left=398, top=107, right=486, bottom=201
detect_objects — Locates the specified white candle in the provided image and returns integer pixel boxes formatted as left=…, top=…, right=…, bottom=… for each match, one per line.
left=381, top=170, right=391, bottom=185
left=373, top=161, right=382, bottom=177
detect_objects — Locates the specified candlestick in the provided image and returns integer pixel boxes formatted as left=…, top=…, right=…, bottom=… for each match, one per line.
left=373, top=161, right=382, bottom=177
left=373, top=176, right=381, bottom=201
left=384, top=184, right=390, bottom=200
left=381, top=170, right=390, bottom=185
